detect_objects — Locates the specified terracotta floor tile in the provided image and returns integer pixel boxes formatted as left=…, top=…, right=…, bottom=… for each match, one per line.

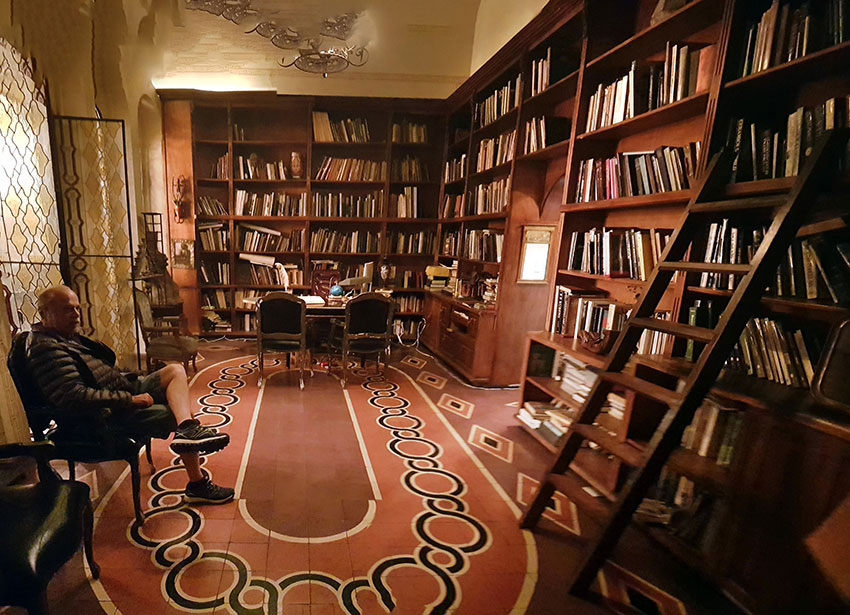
left=227, top=521, right=271, bottom=543
left=226, top=541, right=269, bottom=572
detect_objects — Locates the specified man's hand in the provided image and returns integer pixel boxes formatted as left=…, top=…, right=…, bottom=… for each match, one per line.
left=130, top=393, right=154, bottom=408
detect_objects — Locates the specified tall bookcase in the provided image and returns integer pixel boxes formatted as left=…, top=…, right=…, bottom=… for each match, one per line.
left=161, top=92, right=444, bottom=338
left=510, top=0, right=850, bottom=613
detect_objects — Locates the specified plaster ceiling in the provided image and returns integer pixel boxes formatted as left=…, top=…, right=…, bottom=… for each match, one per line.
left=153, top=0, right=483, bottom=98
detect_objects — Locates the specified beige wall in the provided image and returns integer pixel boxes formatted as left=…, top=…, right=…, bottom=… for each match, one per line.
left=469, top=0, right=548, bottom=74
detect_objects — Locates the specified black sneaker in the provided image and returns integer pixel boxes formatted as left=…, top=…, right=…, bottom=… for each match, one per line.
left=170, top=419, right=230, bottom=455
left=184, top=478, right=234, bottom=505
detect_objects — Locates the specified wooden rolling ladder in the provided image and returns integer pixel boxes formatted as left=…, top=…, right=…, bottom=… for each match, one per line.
left=521, top=129, right=850, bottom=598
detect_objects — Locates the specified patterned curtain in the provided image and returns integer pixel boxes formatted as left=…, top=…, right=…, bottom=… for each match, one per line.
left=52, top=117, right=137, bottom=370
left=0, top=39, right=62, bottom=444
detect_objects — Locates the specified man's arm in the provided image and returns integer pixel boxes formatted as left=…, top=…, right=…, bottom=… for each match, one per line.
left=27, top=339, right=134, bottom=412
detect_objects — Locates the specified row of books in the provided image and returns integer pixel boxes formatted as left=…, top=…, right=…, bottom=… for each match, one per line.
left=312, top=111, right=371, bottom=143
left=312, top=191, right=381, bottom=218
left=309, top=228, right=379, bottom=253
left=574, top=142, right=700, bottom=203
left=235, top=154, right=289, bottom=180
left=388, top=187, right=420, bottom=218
left=728, top=316, right=819, bottom=389
left=584, top=44, right=711, bottom=133
left=394, top=269, right=425, bottom=289
left=529, top=47, right=553, bottom=98
left=394, top=295, right=423, bottom=313
left=388, top=230, right=437, bottom=255
left=393, top=318, right=420, bottom=337
left=728, top=96, right=850, bottom=182
left=441, top=230, right=460, bottom=257
left=464, top=229, right=504, bottom=262
left=572, top=299, right=629, bottom=337
left=238, top=255, right=304, bottom=288
left=739, top=0, right=848, bottom=78
left=314, top=157, right=386, bottom=182
left=680, top=396, right=744, bottom=467
left=445, top=155, right=466, bottom=183
left=522, top=116, right=570, bottom=155
left=197, top=195, right=227, bottom=216
left=391, top=155, right=429, bottom=182
left=565, top=227, right=672, bottom=281
left=211, top=152, right=229, bottom=179
left=197, top=222, right=229, bottom=250
left=474, top=75, right=522, bottom=128
left=201, top=312, right=231, bottom=333
left=234, top=190, right=307, bottom=217
left=441, top=193, right=465, bottom=219
left=237, top=224, right=301, bottom=252
left=202, top=289, right=229, bottom=309
left=199, top=260, right=230, bottom=285
left=468, top=177, right=511, bottom=216
left=392, top=120, right=428, bottom=144
left=475, top=129, right=516, bottom=172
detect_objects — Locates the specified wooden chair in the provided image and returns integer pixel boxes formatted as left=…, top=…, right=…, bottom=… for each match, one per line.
left=0, top=441, right=99, bottom=615
left=134, top=288, right=198, bottom=373
left=329, top=292, right=395, bottom=386
left=7, top=332, right=152, bottom=527
left=256, top=292, right=310, bottom=389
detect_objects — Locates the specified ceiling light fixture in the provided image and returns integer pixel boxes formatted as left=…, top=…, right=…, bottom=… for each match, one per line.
left=185, top=1, right=369, bottom=78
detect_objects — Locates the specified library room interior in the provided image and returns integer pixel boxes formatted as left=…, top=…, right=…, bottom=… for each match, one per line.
left=2, top=0, right=850, bottom=614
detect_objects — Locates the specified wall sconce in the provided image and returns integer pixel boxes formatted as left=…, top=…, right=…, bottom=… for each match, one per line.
left=172, top=175, right=189, bottom=224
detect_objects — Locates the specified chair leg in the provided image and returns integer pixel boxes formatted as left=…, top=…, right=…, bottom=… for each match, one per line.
left=145, top=439, right=155, bottom=472
left=258, top=349, right=264, bottom=383
left=129, top=455, right=145, bottom=527
left=298, top=351, right=305, bottom=390
left=307, top=348, right=314, bottom=377
left=342, top=349, right=348, bottom=387
left=68, top=460, right=76, bottom=481
left=82, top=499, right=100, bottom=579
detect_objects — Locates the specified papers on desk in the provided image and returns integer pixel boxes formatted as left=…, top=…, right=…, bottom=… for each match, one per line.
left=300, top=295, right=326, bottom=306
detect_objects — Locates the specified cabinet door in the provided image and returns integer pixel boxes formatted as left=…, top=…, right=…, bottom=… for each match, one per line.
left=421, top=295, right=441, bottom=350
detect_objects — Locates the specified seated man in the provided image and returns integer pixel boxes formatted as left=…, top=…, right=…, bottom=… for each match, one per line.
left=26, top=286, right=234, bottom=504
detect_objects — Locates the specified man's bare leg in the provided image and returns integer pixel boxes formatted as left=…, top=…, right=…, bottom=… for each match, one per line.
left=180, top=452, right=204, bottom=482
left=157, top=363, right=193, bottom=424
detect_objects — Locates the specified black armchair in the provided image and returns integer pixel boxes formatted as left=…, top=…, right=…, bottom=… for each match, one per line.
left=7, top=332, right=152, bottom=526
left=256, top=292, right=310, bottom=388
left=0, top=440, right=99, bottom=615
left=330, top=292, right=395, bottom=387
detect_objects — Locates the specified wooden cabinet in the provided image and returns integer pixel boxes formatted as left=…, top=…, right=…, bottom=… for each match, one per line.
left=422, top=292, right=497, bottom=385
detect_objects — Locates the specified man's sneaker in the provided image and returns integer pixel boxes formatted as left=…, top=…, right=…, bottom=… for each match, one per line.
left=184, top=478, right=234, bottom=505
left=170, top=419, right=230, bottom=455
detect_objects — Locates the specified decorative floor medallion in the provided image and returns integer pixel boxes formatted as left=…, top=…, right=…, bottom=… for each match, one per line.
left=436, top=393, right=474, bottom=419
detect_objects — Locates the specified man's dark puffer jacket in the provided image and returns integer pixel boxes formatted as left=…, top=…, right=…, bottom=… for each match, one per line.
left=26, top=324, right=135, bottom=412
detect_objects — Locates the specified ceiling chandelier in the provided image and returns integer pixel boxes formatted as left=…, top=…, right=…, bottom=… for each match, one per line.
left=185, top=1, right=369, bottom=78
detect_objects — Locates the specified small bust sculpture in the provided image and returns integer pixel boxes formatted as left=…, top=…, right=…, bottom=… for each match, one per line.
left=290, top=151, right=303, bottom=179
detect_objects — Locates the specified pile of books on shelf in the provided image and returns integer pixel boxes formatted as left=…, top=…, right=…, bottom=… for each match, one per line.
left=311, top=191, right=381, bottom=217
left=425, top=265, right=451, bottom=291
left=199, top=260, right=230, bottom=285
left=202, top=311, right=231, bottom=333
left=314, top=156, right=387, bottom=182
left=235, top=190, right=307, bottom=216
left=211, top=152, right=229, bottom=179
left=197, top=222, right=229, bottom=250
left=197, top=195, right=227, bottom=216
left=728, top=96, right=850, bottom=182
left=464, top=229, right=504, bottom=262
left=474, top=75, right=522, bottom=128
left=235, top=153, right=288, bottom=180
left=549, top=285, right=608, bottom=335
left=529, top=48, right=552, bottom=98
left=523, top=116, right=570, bottom=155
left=640, top=471, right=721, bottom=553
left=392, top=155, right=429, bottom=182
left=237, top=224, right=302, bottom=252
left=389, top=187, right=419, bottom=218
left=739, top=0, right=848, bottom=78
left=394, top=295, right=423, bottom=313
left=566, top=227, right=672, bottom=281
left=310, top=228, right=379, bottom=253
left=475, top=129, right=516, bottom=172
left=575, top=142, right=700, bottom=202
left=468, top=177, right=511, bottom=215
left=312, top=111, right=371, bottom=143
left=585, top=43, right=712, bottom=133
left=392, top=119, right=427, bottom=144
left=728, top=316, right=819, bottom=388
left=442, top=193, right=465, bottom=219
left=389, top=230, right=436, bottom=254
left=444, top=155, right=466, bottom=183
left=238, top=253, right=302, bottom=286
left=517, top=399, right=577, bottom=447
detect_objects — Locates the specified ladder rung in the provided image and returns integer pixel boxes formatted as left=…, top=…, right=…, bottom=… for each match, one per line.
left=600, top=372, right=683, bottom=407
left=657, top=261, right=751, bottom=275
left=570, top=423, right=644, bottom=466
left=630, top=317, right=715, bottom=344
left=547, top=471, right=613, bottom=519
left=691, top=195, right=786, bottom=213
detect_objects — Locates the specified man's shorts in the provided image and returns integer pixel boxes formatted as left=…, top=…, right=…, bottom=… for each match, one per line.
left=107, top=369, right=177, bottom=440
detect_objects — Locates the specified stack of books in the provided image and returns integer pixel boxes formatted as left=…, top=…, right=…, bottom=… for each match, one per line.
left=425, top=265, right=451, bottom=291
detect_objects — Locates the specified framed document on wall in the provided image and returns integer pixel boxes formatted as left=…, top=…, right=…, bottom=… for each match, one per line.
left=518, top=225, right=555, bottom=283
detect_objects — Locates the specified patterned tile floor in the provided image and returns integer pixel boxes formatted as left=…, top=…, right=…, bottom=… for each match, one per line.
left=2, top=341, right=734, bottom=615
